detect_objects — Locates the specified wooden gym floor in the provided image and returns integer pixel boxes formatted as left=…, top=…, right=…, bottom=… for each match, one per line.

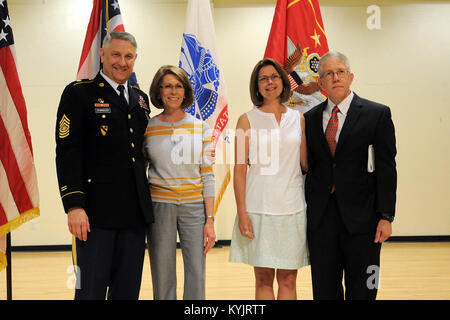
left=1, top=242, right=449, bottom=300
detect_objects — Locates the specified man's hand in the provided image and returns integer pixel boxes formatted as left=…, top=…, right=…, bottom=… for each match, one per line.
left=374, top=219, right=392, bottom=243
left=68, top=207, right=90, bottom=241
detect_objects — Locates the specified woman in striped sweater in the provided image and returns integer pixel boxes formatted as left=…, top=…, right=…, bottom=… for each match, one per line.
left=143, top=65, right=215, bottom=300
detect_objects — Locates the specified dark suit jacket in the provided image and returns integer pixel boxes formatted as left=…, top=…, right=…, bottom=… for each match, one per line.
left=304, top=93, right=396, bottom=234
left=55, top=73, right=153, bottom=229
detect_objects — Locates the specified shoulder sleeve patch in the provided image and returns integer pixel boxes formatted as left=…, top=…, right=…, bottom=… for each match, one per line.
left=59, top=114, right=70, bottom=138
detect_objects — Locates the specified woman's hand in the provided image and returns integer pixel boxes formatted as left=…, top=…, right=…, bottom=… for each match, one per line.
left=238, top=212, right=254, bottom=239
left=203, top=218, right=216, bottom=254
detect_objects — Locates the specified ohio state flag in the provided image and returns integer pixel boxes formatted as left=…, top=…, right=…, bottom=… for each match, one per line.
left=265, top=0, right=329, bottom=112
left=179, top=0, right=230, bottom=215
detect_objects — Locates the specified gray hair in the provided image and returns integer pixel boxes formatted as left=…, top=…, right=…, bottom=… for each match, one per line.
left=318, top=51, right=351, bottom=77
left=102, top=30, right=137, bottom=49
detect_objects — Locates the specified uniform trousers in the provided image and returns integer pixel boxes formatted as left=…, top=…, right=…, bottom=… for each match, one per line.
left=147, top=201, right=206, bottom=300
left=307, top=194, right=381, bottom=300
left=73, top=226, right=146, bottom=300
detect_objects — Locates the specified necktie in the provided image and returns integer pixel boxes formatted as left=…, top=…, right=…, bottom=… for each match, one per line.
left=325, top=105, right=339, bottom=157
left=117, top=85, right=128, bottom=107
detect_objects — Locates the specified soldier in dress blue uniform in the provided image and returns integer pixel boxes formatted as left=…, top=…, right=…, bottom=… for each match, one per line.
left=55, top=31, right=153, bottom=300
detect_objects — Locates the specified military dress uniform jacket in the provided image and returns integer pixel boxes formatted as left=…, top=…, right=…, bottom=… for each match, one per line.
left=55, top=73, right=153, bottom=229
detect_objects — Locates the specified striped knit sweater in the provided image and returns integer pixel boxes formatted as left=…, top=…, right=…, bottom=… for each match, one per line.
left=143, top=113, right=215, bottom=204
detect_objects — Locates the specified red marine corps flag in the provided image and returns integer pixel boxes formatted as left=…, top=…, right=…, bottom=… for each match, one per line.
left=264, top=0, right=330, bottom=112
left=0, top=0, right=40, bottom=271
left=77, top=0, right=139, bottom=86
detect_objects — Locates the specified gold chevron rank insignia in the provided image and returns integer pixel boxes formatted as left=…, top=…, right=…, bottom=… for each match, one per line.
left=100, top=125, right=108, bottom=136
left=59, top=114, right=70, bottom=138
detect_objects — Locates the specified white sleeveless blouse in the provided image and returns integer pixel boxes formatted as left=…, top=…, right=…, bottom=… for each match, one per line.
left=245, top=106, right=306, bottom=215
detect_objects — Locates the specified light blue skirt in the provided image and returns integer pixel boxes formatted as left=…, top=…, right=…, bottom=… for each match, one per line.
left=229, top=210, right=310, bottom=270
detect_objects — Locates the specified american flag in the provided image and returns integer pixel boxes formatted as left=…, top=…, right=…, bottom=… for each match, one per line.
left=77, top=0, right=138, bottom=86
left=0, top=0, right=40, bottom=271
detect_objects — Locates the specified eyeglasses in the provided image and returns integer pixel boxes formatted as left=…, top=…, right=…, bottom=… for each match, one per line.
left=321, top=70, right=349, bottom=80
left=258, top=74, right=281, bottom=83
left=160, top=84, right=184, bottom=91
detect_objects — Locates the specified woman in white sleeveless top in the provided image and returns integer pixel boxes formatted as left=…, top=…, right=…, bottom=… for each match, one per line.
left=229, top=58, right=309, bottom=300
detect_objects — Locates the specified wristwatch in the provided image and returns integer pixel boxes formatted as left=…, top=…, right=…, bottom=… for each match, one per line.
left=379, top=214, right=394, bottom=223
left=206, top=215, right=215, bottom=221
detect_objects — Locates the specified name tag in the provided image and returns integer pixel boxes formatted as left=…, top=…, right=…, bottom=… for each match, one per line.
left=94, top=103, right=111, bottom=114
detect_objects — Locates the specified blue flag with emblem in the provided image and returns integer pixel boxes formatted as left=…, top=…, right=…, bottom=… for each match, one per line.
left=179, top=0, right=231, bottom=216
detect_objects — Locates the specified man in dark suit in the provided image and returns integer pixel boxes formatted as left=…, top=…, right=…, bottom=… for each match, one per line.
left=55, top=31, right=153, bottom=299
left=304, top=51, right=397, bottom=300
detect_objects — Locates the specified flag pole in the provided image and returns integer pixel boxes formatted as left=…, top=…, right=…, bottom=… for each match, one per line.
left=6, top=233, right=12, bottom=300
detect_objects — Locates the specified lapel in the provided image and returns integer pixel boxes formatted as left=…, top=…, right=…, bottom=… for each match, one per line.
left=312, top=100, right=332, bottom=158
left=335, top=93, right=362, bottom=156
left=128, top=84, right=138, bottom=112
left=94, top=73, right=128, bottom=112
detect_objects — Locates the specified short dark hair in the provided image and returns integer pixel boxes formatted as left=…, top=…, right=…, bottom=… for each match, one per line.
left=149, top=65, right=194, bottom=109
left=249, top=58, right=291, bottom=106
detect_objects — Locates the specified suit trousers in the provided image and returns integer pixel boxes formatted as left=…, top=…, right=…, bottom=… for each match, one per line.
left=73, top=226, right=146, bottom=300
left=146, top=201, right=206, bottom=300
left=307, top=194, right=381, bottom=300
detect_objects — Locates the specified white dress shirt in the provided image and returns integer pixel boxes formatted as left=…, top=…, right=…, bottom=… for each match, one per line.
left=322, top=91, right=354, bottom=143
left=100, top=70, right=129, bottom=104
